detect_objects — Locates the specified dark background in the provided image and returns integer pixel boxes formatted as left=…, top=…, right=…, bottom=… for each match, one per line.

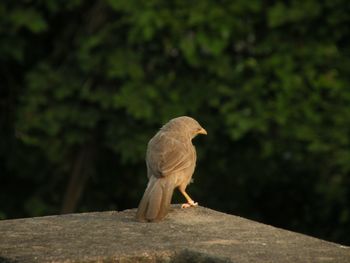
left=1, top=0, right=350, bottom=245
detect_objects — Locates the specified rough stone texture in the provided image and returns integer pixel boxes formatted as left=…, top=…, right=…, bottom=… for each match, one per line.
left=0, top=206, right=349, bottom=263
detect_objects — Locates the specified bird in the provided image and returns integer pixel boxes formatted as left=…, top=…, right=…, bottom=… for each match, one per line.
left=136, top=116, right=207, bottom=222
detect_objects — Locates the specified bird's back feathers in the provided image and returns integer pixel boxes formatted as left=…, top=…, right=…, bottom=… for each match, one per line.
left=146, top=132, right=196, bottom=178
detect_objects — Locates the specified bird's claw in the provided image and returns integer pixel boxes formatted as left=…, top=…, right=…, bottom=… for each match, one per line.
left=181, top=201, right=198, bottom=209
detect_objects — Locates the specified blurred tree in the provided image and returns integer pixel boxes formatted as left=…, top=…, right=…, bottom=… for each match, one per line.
left=0, top=0, right=349, bottom=245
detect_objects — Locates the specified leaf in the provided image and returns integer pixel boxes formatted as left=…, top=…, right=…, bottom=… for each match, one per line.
left=10, top=8, right=47, bottom=33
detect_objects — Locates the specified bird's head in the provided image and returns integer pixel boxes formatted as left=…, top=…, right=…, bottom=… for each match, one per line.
left=161, top=116, right=207, bottom=139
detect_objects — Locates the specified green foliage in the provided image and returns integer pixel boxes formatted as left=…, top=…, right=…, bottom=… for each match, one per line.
left=1, top=0, right=350, bottom=245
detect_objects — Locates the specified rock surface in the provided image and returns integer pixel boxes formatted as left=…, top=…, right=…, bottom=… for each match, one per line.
left=0, top=205, right=349, bottom=262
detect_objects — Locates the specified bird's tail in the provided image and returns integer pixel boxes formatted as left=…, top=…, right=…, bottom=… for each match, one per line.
left=136, top=176, right=174, bottom=222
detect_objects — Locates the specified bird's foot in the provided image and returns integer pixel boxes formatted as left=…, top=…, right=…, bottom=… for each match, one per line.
left=181, top=200, right=198, bottom=209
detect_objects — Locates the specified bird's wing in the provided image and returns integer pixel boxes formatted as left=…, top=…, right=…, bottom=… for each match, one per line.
left=147, top=132, right=193, bottom=178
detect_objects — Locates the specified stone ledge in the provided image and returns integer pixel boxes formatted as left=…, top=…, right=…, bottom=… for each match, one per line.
left=0, top=206, right=349, bottom=263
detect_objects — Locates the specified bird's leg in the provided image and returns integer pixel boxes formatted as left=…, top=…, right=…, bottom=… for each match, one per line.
left=179, top=188, right=198, bottom=208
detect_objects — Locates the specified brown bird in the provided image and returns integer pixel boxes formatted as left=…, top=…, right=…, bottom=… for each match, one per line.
left=136, top=116, right=207, bottom=222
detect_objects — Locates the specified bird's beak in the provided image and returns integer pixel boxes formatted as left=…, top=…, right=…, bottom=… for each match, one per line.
left=198, top=128, right=207, bottom=135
